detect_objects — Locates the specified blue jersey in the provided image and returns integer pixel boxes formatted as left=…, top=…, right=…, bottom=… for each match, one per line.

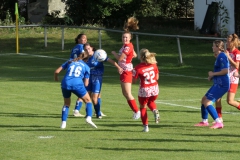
left=213, top=52, right=230, bottom=87
left=70, top=44, right=84, bottom=59
left=86, top=52, right=108, bottom=75
left=61, top=60, right=90, bottom=90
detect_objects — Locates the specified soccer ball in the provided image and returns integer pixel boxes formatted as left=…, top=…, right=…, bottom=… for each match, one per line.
left=94, top=49, right=107, bottom=62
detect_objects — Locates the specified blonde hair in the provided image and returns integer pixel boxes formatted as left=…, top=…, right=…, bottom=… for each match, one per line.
left=122, top=17, right=139, bottom=39
left=68, top=52, right=89, bottom=64
left=140, top=48, right=157, bottom=64
left=123, top=17, right=139, bottom=32
left=227, top=33, right=240, bottom=49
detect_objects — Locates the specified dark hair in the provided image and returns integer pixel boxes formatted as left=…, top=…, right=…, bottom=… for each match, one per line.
left=75, top=34, right=85, bottom=44
left=214, top=40, right=225, bottom=52
left=84, top=43, right=97, bottom=52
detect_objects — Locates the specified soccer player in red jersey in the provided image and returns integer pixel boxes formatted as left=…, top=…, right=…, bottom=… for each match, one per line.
left=111, top=17, right=141, bottom=119
left=215, top=33, right=240, bottom=122
left=132, top=48, right=160, bottom=132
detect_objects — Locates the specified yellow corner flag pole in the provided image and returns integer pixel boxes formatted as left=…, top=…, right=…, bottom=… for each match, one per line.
left=15, top=3, right=19, bottom=54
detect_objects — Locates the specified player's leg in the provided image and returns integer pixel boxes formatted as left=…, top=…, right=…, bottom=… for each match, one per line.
left=120, top=71, right=140, bottom=119
left=214, top=98, right=223, bottom=123
left=92, top=93, right=101, bottom=118
left=91, top=75, right=102, bottom=118
left=138, top=96, right=149, bottom=132
left=227, top=84, right=240, bottom=110
left=194, top=96, right=210, bottom=127
left=97, top=94, right=106, bottom=116
left=81, top=92, right=97, bottom=128
left=73, top=86, right=97, bottom=128
left=194, top=86, right=216, bottom=127
left=60, top=88, right=71, bottom=129
left=147, top=96, right=160, bottom=124
left=204, top=86, right=228, bottom=129
left=73, top=98, right=84, bottom=117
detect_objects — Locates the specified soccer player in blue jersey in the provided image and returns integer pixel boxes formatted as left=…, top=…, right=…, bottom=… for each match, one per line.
left=54, top=51, right=97, bottom=129
left=194, top=40, right=230, bottom=129
left=73, top=43, right=123, bottom=118
left=70, top=34, right=87, bottom=59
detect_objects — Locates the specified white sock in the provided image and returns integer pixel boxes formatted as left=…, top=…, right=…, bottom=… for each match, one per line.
left=202, top=119, right=208, bottom=123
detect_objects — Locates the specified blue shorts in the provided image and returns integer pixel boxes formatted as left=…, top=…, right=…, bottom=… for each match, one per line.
left=61, top=86, right=87, bottom=98
left=205, top=84, right=229, bottom=103
left=86, top=75, right=102, bottom=93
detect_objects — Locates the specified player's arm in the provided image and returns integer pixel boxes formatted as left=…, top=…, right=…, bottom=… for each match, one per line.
left=233, top=71, right=240, bottom=78
left=226, top=50, right=239, bottom=68
left=84, top=78, right=89, bottom=87
left=156, top=72, right=159, bottom=80
left=208, top=68, right=228, bottom=79
left=106, top=58, right=123, bottom=74
left=133, top=50, right=137, bottom=58
left=228, top=57, right=239, bottom=68
left=111, top=51, right=120, bottom=60
left=132, top=77, right=138, bottom=83
left=54, top=66, right=63, bottom=81
left=132, top=68, right=138, bottom=83
left=118, top=52, right=126, bottom=61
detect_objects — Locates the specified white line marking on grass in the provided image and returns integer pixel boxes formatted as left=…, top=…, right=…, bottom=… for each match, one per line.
left=0, top=53, right=17, bottom=56
left=156, top=100, right=240, bottom=115
left=156, top=100, right=199, bottom=110
left=38, top=136, right=54, bottom=139
left=1, top=53, right=67, bottom=60
left=18, top=53, right=67, bottom=60
left=160, top=72, right=207, bottom=80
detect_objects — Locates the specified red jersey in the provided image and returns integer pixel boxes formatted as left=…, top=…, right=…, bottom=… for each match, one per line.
left=118, top=43, right=134, bottom=71
left=133, top=63, right=159, bottom=97
left=228, top=48, right=240, bottom=84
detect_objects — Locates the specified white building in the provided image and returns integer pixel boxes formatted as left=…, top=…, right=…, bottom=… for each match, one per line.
left=27, top=0, right=65, bottom=23
left=194, top=0, right=240, bottom=35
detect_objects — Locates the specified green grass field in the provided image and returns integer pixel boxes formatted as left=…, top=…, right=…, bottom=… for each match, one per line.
left=1, top=27, right=240, bottom=160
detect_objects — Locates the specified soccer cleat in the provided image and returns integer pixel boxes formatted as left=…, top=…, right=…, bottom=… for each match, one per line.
left=60, top=121, right=66, bottom=129
left=100, top=112, right=107, bottom=117
left=210, top=122, right=224, bottom=129
left=96, top=115, right=102, bottom=119
left=142, top=125, right=149, bottom=132
left=194, top=122, right=209, bottom=127
left=86, top=117, right=97, bottom=128
left=132, top=111, right=140, bottom=120
left=153, top=109, right=160, bottom=124
left=94, top=111, right=107, bottom=117
left=73, top=112, right=85, bottom=117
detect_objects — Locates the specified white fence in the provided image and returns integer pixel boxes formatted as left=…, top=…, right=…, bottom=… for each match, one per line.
left=0, top=25, right=226, bottom=64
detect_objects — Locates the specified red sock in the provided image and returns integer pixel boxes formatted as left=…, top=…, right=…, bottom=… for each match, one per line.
left=237, top=104, right=240, bottom=110
left=215, top=107, right=222, bottom=118
left=127, top=99, right=139, bottom=113
left=148, top=101, right=157, bottom=111
left=140, top=107, right=148, bottom=125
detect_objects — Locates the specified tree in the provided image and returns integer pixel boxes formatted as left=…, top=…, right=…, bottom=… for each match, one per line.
left=0, top=0, right=18, bottom=21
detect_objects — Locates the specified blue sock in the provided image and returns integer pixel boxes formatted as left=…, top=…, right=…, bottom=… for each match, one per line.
left=94, top=102, right=101, bottom=117
left=62, top=106, right=69, bottom=121
left=86, top=102, right=93, bottom=117
left=97, top=97, right=102, bottom=116
left=74, top=100, right=83, bottom=111
left=206, top=105, right=218, bottom=120
left=201, top=104, right=208, bottom=119
left=98, top=98, right=101, bottom=106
